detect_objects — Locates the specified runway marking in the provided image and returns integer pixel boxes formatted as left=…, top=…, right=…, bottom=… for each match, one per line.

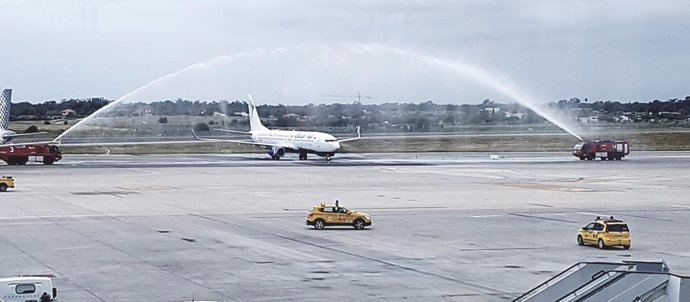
left=529, top=203, right=555, bottom=208
left=115, top=185, right=178, bottom=191
left=672, top=205, right=690, bottom=208
left=206, top=186, right=247, bottom=189
left=71, top=191, right=139, bottom=198
left=188, top=213, right=511, bottom=296
left=0, top=225, right=107, bottom=301
left=498, top=182, right=601, bottom=192
left=54, top=243, right=100, bottom=252
left=460, top=247, right=547, bottom=251
left=126, top=168, right=160, bottom=174
left=0, top=213, right=187, bottom=221
left=470, top=215, right=501, bottom=218
left=509, top=213, right=579, bottom=223
left=574, top=211, right=672, bottom=221
left=377, top=167, right=512, bottom=179
left=576, top=212, right=602, bottom=216
left=558, top=177, right=584, bottom=182
left=570, top=176, right=640, bottom=183
left=358, top=206, right=448, bottom=211
left=29, top=213, right=239, bottom=301
left=443, top=293, right=482, bottom=298
left=615, top=213, right=673, bottom=222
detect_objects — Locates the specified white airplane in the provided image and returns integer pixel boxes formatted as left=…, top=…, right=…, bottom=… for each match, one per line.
left=0, top=88, right=46, bottom=144
left=193, top=95, right=360, bottom=161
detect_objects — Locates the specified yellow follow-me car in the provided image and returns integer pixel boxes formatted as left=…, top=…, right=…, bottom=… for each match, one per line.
left=306, top=202, right=372, bottom=230
left=577, top=216, right=631, bottom=249
left=0, top=176, right=14, bottom=192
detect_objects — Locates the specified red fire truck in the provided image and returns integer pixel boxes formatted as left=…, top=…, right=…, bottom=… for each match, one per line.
left=572, top=140, right=629, bottom=160
left=0, top=144, right=63, bottom=165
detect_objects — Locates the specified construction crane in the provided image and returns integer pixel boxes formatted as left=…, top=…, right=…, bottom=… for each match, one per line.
left=323, top=91, right=372, bottom=102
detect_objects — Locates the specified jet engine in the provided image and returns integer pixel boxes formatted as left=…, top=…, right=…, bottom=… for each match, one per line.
left=268, top=147, right=285, bottom=158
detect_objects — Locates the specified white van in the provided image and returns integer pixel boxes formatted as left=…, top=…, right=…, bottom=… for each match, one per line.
left=0, top=276, right=57, bottom=302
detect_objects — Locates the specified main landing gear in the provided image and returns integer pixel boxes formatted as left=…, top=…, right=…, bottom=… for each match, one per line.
left=299, top=152, right=308, bottom=160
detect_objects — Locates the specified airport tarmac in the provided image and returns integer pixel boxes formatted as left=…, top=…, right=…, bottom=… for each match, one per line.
left=1, top=152, right=690, bottom=301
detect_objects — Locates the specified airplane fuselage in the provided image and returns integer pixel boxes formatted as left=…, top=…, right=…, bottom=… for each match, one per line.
left=192, top=96, right=359, bottom=161
left=251, top=129, right=341, bottom=155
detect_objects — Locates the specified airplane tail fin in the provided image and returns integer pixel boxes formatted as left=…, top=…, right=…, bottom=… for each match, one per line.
left=0, top=89, right=12, bottom=130
left=247, top=94, right=268, bottom=132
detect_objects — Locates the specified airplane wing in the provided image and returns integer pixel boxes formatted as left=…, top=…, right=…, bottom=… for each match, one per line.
left=337, top=126, right=361, bottom=143
left=2, top=137, right=211, bottom=148
left=192, top=130, right=295, bottom=149
left=53, top=140, right=205, bottom=147
left=5, top=132, right=48, bottom=138
left=215, top=129, right=252, bottom=135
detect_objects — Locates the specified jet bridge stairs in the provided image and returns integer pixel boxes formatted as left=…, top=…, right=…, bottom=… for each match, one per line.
left=513, top=260, right=690, bottom=302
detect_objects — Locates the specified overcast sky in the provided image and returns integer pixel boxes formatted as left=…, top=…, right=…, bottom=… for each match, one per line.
left=1, top=0, right=689, bottom=104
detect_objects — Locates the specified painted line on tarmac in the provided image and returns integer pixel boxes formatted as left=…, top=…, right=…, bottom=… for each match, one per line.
left=37, top=213, right=238, bottom=301
left=126, top=167, right=161, bottom=174
left=188, top=212, right=511, bottom=296
left=460, top=247, right=547, bottom=251
left=509, top=213, right=579, bottom=223
left=529, top=203, right=555, bottom=208
left=0, top=213, right=185, bottom=221
left=615, top=213, right=673, bottom=222
left=576, top=211, right=602, bottom=216
left=574, top=210, right=673, bottom=222
left=0, top=225, right=107, bottom=301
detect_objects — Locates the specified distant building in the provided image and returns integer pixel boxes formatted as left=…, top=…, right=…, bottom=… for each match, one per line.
left=62, top=109, right=76, bottom=118
left=578, top=116, right=599, bottom=123
left=133, top=105, right=153, bottom=116
left=659, top=112, right=683, bottom=119
left=284, top=113, right=306, bottom=122
left=505, top=112, right=524, bottom=119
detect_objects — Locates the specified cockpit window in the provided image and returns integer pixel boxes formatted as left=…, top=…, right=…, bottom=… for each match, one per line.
left=325, top=139, right=337, bottom=142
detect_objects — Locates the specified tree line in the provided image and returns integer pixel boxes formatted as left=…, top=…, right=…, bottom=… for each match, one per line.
left=10, top=96, right=690, bottom=131
left=11, top=98, right=110, bottom=119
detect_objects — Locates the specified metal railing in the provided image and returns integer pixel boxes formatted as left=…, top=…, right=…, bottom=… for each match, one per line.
left=513, top=262, right=625, bottom=302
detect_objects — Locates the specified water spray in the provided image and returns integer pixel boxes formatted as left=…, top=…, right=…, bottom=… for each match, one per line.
left=54, top=53, right=248, bottom=141
left=56, top=44, right=584, bottom=142
left=361, top=44, right=584, bottom=141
